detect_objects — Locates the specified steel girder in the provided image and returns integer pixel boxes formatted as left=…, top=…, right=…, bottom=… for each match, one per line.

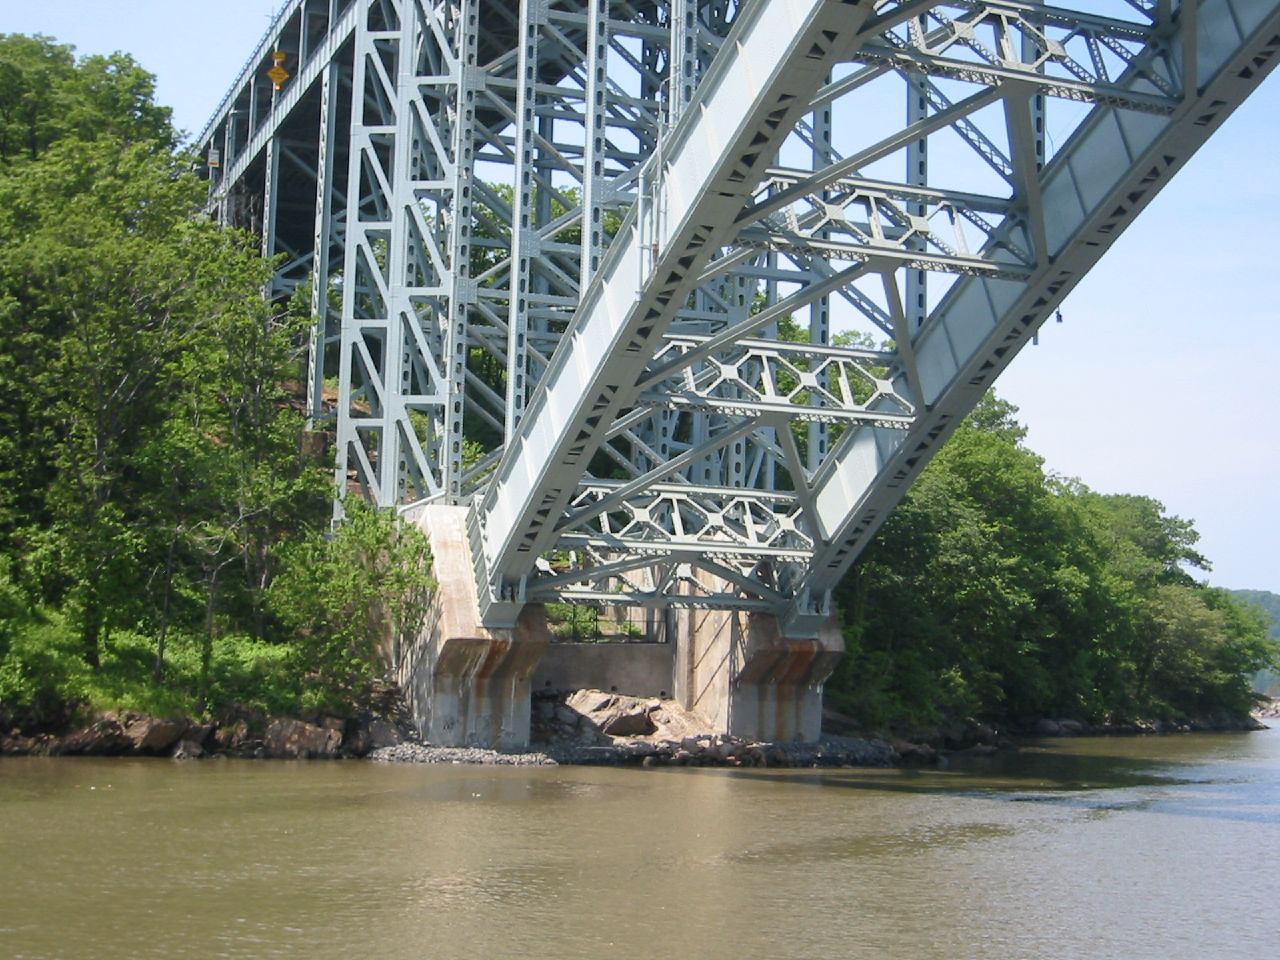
left=199, top=0, right=1280, bottom=632
left=466, top=0, right=1280, bottom=629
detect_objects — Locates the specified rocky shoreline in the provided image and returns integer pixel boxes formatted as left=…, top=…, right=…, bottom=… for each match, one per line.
left=0, top=709, right=410, bottom=760
left=2, top=690, right=1271, bottom=767
left=368, top=732, right=898, bottom=768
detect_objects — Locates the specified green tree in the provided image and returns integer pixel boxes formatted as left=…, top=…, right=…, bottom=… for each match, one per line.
left=830, top=392, right=1273, bottom=729
left=268, top=503, right=435, bottom=711
left=0, top=35, right=171, bottom=166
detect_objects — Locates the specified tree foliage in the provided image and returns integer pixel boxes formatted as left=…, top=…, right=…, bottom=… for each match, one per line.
left=830, top=394, right=1276, bottom=728
left=0, top=35, right=431, bottom=728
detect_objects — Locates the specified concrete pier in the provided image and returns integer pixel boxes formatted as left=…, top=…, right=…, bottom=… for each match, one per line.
left=397, top=515, right=842, bottom=746
left=398, top=505, right=546, bottom=750
left=671, top=579, right=844, bottom=742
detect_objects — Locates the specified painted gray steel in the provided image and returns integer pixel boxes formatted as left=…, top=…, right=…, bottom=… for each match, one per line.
left=199, top=0, right=1280, bottom=633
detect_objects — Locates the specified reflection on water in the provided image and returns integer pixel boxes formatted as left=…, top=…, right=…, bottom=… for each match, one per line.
left=2, top=729, right=1277, bottom=960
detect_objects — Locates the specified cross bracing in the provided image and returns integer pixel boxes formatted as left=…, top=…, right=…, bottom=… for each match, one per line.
left=199, top=0, right=1280, bottom=634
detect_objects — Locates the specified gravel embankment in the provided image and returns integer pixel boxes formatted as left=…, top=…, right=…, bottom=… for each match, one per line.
left=368, top=733, right=897, bottom=768
left=369, top=743, right=559, bottom=765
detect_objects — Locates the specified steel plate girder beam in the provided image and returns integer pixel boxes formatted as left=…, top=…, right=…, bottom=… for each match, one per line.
left=202, top=2, right=361, bottom=206
left=783, top=0, right=1280, bottom=632
left=472, top=0, right=874, bottom=622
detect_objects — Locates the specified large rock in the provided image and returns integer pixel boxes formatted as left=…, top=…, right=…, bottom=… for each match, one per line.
left=366, top=719, right=403, bottom=750
left=262, top=718, right=343, bottom=759
left=53, top=714, right=134, bottom=755
left=124, top=716, right=188, bottom=754
left=342, top=717, right=404, bottom=756
left=171, top=739, right=205, bottom=760
left=565, top=690, right=658, bottom=737
left=213, top=720, right=250, bottom=753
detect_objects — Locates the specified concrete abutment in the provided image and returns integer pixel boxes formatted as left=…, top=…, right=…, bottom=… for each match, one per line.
left=399, top=506, right=844, bottom=748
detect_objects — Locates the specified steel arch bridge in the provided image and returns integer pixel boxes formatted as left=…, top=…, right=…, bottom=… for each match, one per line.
left=199, top=0, right=1280, bottom=641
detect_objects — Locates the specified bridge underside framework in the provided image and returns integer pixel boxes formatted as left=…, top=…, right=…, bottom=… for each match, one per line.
left=201, top=0, right=1280, bottom=744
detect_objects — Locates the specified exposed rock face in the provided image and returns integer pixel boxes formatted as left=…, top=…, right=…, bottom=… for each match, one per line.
left=171, top=739, right=205, bottom=760
left=52, top=714, right=134, bottom=755
left=262, top=718, right=343, bottom=759
left=527, top=689, right=897, bottom=767
left=365, top=719, right=403, bottom=750
left=213, top=720, right=250, bottom=753
left=558, top=689, right=712, bottom=742
left=566, top=690, right=658, bottom=736
left=124, top=716, right=187, bottom=754
left=0, top=682, right=423, bottom=759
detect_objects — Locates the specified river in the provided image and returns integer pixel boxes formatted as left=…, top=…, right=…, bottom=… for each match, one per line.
left=2, top=728, right=1277, bottom=960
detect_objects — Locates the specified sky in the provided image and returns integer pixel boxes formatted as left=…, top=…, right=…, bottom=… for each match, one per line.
left=5, top=2, right=1279, bottom=594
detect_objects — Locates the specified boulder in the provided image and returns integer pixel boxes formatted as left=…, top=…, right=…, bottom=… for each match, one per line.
left=565, top=689, right=615, bottom=716
left=565, top=689, right=659, bottom=737
left=213, top=720, right=250, bottom=753
left=171, top=739, right=204, bottom=760
left=1058, top=719, right=1085, bottom=735
left=600, top=708, right=657, bottom=737
left=262, top=718, right=343, bottom=759
left=1034, top=718, right=1063, bottom=736
left=124, top=716, right=188, bottom=754
left=970, top=722, right=997, bottom=745
left=366, top=719, right=403, bottom=750
left=53, top=714, right=134, bottom=755
left=713, top=738, right=740, bottom=761
left=887, top=737, right=938, bottom=765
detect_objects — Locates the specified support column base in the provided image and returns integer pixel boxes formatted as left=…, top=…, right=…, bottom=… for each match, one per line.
left=398, top=505, right=547, bottom=750
left=674, top=569, right=844, bottom=742
left=728, top=615, right=844, bottom=743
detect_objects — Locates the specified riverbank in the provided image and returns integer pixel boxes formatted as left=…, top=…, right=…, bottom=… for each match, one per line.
left=369, top=732, right=898, bottom=768
left=3, top=689, right=1270, bottom=767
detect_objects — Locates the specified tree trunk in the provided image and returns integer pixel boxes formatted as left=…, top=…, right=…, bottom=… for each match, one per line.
left=153, top=537, right=177, bottom=684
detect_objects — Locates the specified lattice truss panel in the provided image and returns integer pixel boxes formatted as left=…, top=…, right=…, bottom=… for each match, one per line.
left=470, top=0, right=1280, bottom=630
left=196, top=0, right=1280, bottom=631
left=325, top=0, right=744, bottom=507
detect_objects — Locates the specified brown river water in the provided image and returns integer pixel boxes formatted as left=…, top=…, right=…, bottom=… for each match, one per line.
left=2, top=728, right=1278, bottom=960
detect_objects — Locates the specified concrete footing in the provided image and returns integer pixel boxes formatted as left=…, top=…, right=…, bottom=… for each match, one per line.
left=672, top=594, right=844, bottom=743
left=396, top=514, right=844, bottom=746
left=398, top=505, right=546, bottom=750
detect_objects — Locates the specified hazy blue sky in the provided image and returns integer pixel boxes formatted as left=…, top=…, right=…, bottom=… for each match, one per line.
left=6, top=2, right=1278, bottom=593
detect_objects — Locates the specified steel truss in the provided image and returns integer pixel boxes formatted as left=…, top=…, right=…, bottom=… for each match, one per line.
left=199, top=0, right=1280, bottom=632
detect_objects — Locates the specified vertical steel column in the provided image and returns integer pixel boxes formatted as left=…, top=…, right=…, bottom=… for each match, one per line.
left=653, top=0, right=696, bottom=467
left=1025, top=6, right=1046, bottom=172
left=383, top=2, right=418, bottom=506
left=261, top=135, right=282, bottom=275
left=307, top=59, right=342, bottom=424
left=248, top=74, right=261, bottom=134
left=506, top=0, right=546, bottom=437
left=444, top=0, right=480, bottom=501
left=807, top=90, right=832, bottom=474
left=580, top=0, right=610, bottom=288
left=333, top=0, right=379, bottom=511
left=668, top=0, right=695, bottom=127
left=905, top=16, right=928, bottom=331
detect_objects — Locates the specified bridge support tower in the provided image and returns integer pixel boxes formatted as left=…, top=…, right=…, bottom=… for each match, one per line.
left=402, top=509, right=843, bottom=748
